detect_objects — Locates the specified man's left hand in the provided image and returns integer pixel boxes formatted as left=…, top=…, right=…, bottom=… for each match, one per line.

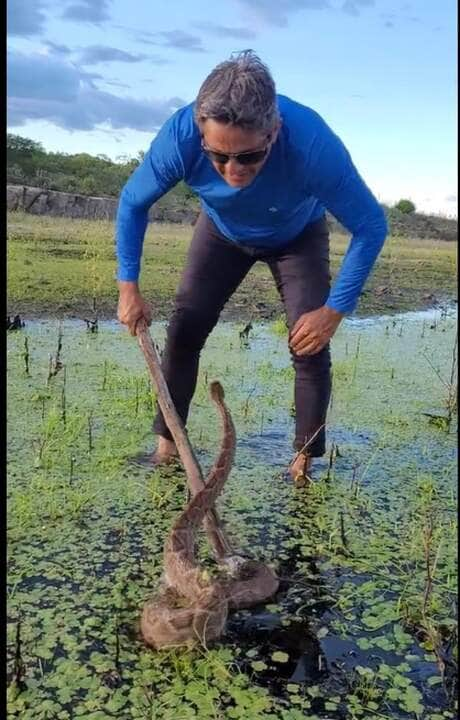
left=289, top=305, right=344, bottom=356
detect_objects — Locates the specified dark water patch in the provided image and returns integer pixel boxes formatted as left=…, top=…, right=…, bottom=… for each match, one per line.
left=228, top=615, right=325, bottom=692
left=11, top=573, right=78, bottom=594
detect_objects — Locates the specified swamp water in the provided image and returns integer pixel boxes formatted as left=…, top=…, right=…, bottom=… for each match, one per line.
left=7, top=308, right=457, bottom=719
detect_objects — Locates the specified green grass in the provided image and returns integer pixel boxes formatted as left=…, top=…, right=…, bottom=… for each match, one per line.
left=7, top=212, right=458, bottom=319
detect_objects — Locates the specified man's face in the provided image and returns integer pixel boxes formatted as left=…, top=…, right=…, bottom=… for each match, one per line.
left=201, top=119, right=279, bottom=189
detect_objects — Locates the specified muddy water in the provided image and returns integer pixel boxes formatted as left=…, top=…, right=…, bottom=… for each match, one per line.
left=7, top=305, right=457, bottom=719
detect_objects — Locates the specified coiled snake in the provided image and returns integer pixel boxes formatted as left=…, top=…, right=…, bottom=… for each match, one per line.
left=137, top=324, right=279, bottom=649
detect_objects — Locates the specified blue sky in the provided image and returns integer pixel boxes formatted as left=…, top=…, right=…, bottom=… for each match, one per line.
left=7, top=0, right=457, bottom=216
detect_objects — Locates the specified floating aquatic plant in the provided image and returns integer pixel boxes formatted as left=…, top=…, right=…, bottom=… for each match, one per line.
left=6, top=310, right=457, bottom=719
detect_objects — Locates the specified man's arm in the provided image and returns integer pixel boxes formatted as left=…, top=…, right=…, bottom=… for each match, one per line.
left=290, top=118, right=387, bottom=356
left=116, top=114, right=185, bottom=333
left=307, top=121, right=388, bottom=315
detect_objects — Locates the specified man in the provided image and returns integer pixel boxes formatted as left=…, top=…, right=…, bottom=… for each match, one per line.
left=116, top=50, right=387, bottom=484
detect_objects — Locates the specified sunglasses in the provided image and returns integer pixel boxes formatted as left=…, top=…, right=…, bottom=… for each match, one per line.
left=201, top=138, right=271, bottom=166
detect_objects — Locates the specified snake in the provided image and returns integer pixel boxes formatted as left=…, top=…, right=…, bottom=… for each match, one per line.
left=140, top=380, right=279, bottom=649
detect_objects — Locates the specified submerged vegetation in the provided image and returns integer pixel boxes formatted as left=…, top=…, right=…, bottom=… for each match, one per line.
left=7, top=307, right=457, bottom=719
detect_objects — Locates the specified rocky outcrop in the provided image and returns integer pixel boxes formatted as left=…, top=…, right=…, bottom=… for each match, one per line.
left=6, top=184, right=199, bottom=224
left=7, top=184, right=457, bottom=240
left=7, top=184, right=117, bottom=220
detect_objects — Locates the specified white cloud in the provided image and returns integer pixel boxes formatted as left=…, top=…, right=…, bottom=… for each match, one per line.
left=193, top=22, right=257, bottom=40
left=234, top=0, right=374, bottom=27
left=7, top=0, right=47, bottom=36
left=61, top=0, right=112, bottom=24
left=77, top=46, right=149, bottom=66
left=7, top=51, right=186, bottom=132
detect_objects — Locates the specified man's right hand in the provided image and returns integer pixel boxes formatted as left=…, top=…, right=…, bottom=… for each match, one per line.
left=117, top=281, right=152, bottom=336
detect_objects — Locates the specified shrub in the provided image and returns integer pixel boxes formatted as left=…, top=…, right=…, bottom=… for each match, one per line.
left=395, top=199, right=416, bottom=214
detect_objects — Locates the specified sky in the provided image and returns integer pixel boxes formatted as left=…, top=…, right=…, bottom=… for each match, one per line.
left=7, top=0, right=458, bottom=217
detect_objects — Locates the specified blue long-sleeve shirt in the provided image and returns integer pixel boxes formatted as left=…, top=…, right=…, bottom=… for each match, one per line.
left=116, top=94, right=387, bottom=314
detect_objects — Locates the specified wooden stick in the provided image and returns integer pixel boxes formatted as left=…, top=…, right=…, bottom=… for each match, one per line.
left=136, top=320, right=234, bottom=560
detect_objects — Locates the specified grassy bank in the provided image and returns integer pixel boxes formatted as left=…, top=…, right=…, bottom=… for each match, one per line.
left=7, top=212, right=457, bottom=320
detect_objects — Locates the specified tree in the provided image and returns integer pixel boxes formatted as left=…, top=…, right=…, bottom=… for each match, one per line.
left=6, top=133, right=198, bottom=208
left=395, top=199, right=416, bottom=214
left=7, top=134, right=44, bottom=157
left=7, top=134, right=46, bottom=179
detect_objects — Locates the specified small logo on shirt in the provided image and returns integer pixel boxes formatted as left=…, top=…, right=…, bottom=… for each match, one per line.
left=268, top=207, right=278, bottom=212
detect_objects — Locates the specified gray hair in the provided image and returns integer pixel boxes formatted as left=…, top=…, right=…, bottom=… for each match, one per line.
left=194, top=50, right=280, bottom=133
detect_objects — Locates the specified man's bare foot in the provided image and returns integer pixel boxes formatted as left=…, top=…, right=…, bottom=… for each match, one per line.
left=151, top=436, right=179, bottom=465
left=288, top=452, right=312, bottom=488
left=130, top=437, right=179, bottom=468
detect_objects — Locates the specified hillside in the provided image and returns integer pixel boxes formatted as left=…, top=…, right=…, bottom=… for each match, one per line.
left=327, top=206, right=457, bottom=242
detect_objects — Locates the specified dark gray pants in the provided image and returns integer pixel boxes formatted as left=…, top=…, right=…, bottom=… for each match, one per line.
left=153, top=212, right=332, bottom=456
